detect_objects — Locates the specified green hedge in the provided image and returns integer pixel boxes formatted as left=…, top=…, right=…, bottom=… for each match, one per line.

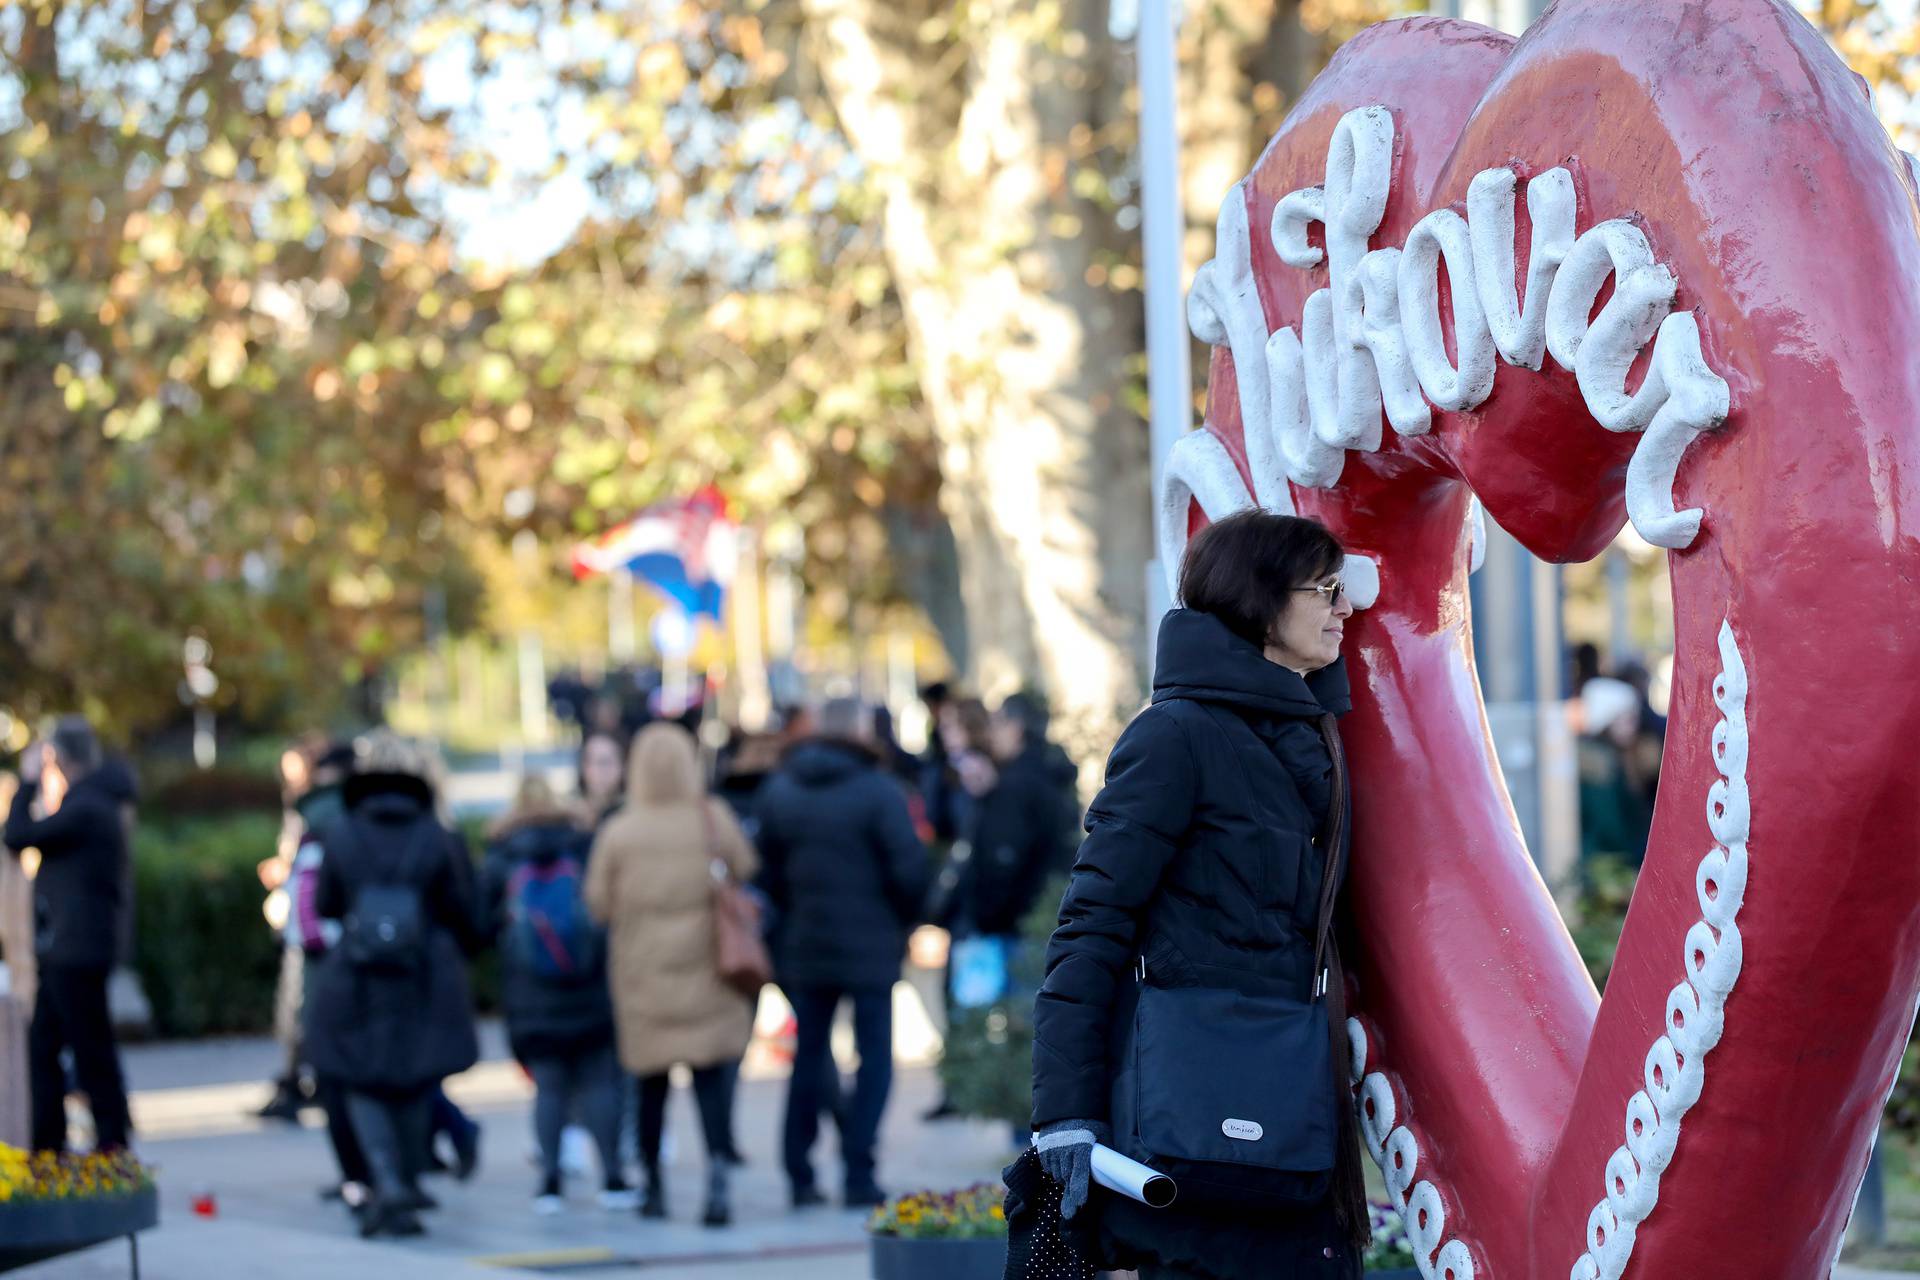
left=132, top=814, right=285, bottom=1039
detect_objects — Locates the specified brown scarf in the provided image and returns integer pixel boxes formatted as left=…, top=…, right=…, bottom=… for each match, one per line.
left=1314, top=713, right=1369, bottom=1250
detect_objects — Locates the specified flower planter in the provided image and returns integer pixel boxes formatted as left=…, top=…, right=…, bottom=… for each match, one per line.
left=0, top=1186, right=158, bottom=1273
left=869, top=1232, right=1006, bottom=1280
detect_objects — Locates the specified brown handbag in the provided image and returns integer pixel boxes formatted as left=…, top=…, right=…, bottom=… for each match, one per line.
left=703, top=803, right=773, bottom=998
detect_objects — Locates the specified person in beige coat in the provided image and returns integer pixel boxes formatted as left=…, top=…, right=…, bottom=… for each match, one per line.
left=586, top=722, right=759, bottom=1227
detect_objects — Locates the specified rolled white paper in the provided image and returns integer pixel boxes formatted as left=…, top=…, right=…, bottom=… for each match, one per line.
left=1090, top=1143, right=1177, bottom=1208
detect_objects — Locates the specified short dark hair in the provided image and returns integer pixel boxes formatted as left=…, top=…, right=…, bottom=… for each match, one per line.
left=1177, top=510, right=1344, bottom=650
left=997, top=691, right=1049, bottom=740
left=49, top=715, right=101, bottom=776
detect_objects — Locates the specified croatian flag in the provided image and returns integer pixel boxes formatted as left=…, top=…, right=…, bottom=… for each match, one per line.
left=571, top=487, right=736, bottom=620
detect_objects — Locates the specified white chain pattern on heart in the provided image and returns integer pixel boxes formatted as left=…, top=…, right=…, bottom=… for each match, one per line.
left=1346, top=622, right=1748, bottom=1280
left=1569, top=619, right=1749, bottom=1280
left=1347, top=1019, right=1478, bottom=1280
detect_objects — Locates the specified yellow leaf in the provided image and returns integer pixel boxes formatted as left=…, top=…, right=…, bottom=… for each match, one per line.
left=203, top=139, right=238, bottom=179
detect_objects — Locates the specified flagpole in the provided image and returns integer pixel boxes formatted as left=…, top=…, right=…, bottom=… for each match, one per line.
left=663, top=632, right=691, bottom=719
left=609, top=569, right=636, bottom=665
left=1127, top=0, right=1189, bottom=662
left=513, top=529, right=549, bottom=747
left=732, top=526, right=772, bottom=730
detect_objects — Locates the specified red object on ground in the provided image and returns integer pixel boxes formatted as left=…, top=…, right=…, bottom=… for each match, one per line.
left=190, top=1187, right=217, bottom=1218
left=1181, top=5, right=1920, bottom=1276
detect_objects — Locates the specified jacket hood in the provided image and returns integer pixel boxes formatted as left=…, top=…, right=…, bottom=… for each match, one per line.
left=89, top=758, right=139, bottom=804
left=1009, top=741, right=1079, bottom=791
left=783, top=738, right=877, bottom=788
left=65, top=769, right=125, bottom=807
left=627, top=722, right=703, bottom=806
left=1150, top=607, right=1351, bottom=719
left=344, top=780, right=432, bottom=821
left=295, top=781, right=347, bottom=834
left=345, top=771, right=439, bottom=809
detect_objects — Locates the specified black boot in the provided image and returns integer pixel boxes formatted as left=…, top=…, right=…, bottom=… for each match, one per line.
left=638, top=1164, right=668, bottom=1220
left=357, top=1198, right=426, bottom=1239
left=448, top=1116, right=481, bottom=1182
left=702, top=1166, right=731, bottom=1228
left=843, top=1177, right=886, bottom=1209
left=347, top=1092, right=427, bottom=1239
left=257, top=1077, right=305, bottom=1123
left=392, top=1185, right=439, bottom=1213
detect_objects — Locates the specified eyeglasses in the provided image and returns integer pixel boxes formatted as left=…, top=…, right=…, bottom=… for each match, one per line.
left=1292, top=578, right=1346, bottom=605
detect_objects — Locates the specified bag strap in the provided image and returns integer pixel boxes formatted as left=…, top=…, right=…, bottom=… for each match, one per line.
left=1309, top=712, right=1348, bottom=1001
left=1310, top=710, right=1370, bottom=1245
left=699, top=800, right=731, bottom=885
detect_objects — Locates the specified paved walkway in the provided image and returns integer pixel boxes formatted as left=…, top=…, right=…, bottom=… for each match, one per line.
left=10, top=1023, right=1911, bottom=1279
left=14, top=1021, right=1011, bottom=1280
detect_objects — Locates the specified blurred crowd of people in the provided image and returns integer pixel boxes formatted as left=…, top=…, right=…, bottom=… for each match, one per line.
left=0, top=677, right=1078, bottom=1241
left=545, top=664, right=703, bottom=746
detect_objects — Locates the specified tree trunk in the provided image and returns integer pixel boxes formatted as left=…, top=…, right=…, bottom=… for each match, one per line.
left=801, top=0, right=1152, bottom=761
left=1179, top=0, right=1315, bottom=275
left=800, top=0, right=1322, bottom=762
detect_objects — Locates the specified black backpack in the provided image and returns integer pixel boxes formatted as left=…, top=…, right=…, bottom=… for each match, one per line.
left=338, top=819, right=435, bottom=974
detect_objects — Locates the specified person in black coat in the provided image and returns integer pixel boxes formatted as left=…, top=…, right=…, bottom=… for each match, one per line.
left=1028, top=511, right=1365, bottom=1280
left=955, top=693, right=1078, bottom=940
left=753, top=697, right=931, bottom=1208
left=4, top=717, right=132, bottom=1154
left=481, top=776, right=629, bottom=1214
left=305, top=732, right=482, bottom=1239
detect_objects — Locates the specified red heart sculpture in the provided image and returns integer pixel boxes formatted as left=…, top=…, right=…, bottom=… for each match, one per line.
left=1166, top=4, right=1920, bottom=1277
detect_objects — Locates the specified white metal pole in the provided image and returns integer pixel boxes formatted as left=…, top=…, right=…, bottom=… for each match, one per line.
left=193, top=707, right=216, bottom=770
left=517, top=630, right=547, bottom=747
left=664, top=644, right=690, bottom=720
left=732, top=530, right=771, bottom=731
left=608, top=569, right=636, bottom=664
left=1135, top=0, right=1190, bottom=653
left=513, top=530, right=549, bottom=747
left=887, top=628, right=916, bottom=726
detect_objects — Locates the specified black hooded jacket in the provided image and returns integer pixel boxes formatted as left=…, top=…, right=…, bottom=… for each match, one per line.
left=306, top=778, right=482, bottom=1090
left=753, top=739, right=931, bottom=991
left=1029, top=607, right=1360, bottom=1279
left=957, top=741, right=1079, bottom=936
left=4, top=771, right=128, bottom=969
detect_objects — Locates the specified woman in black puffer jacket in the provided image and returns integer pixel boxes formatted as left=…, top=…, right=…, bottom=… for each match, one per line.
left=1029, top=510, right=1364, bottom=1280
left=307, top=732, right=482, bottom=1240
